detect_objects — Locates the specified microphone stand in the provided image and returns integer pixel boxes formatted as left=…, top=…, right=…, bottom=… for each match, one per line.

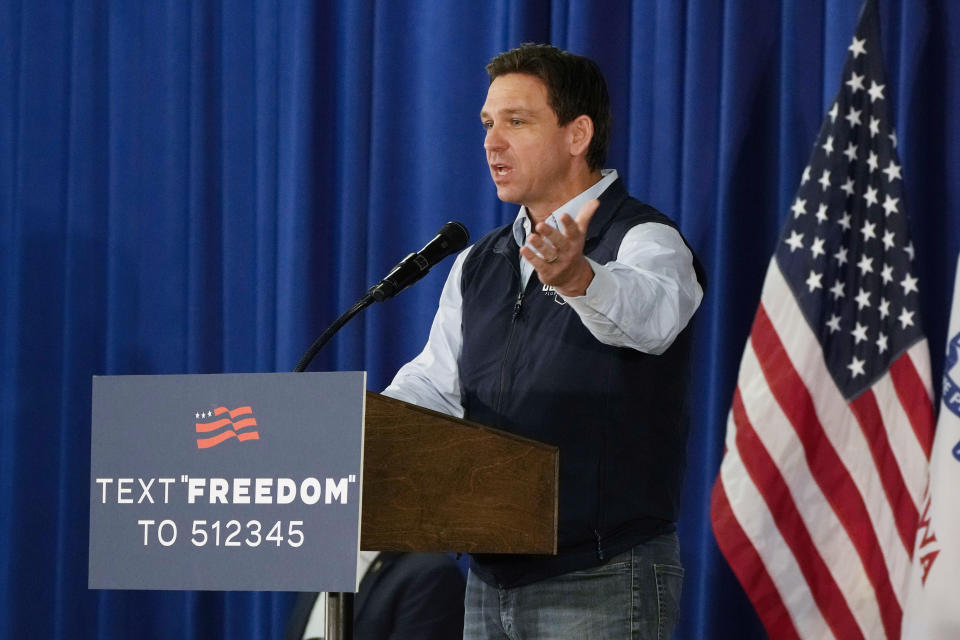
left=293, top=292, right=376, bottom=640
left=292, top=220, right=467, bottom=638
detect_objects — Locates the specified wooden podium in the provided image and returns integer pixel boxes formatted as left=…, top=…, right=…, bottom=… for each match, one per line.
left=325, top=392, right=559, bottom=639
left=361, top=391, right=558, bottom=554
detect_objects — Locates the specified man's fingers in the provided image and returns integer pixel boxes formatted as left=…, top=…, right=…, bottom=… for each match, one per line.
left=520, top=244, right=552, bottom=265
left=526, top=199, right=599, bottom=267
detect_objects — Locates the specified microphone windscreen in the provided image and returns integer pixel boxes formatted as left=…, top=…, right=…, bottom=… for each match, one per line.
left=422, top=221, right=470, bottom=262
left=440, top=221, right=470, bottom=249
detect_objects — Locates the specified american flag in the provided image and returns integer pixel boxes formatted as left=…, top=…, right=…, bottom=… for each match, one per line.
left=710, top=1, right=935, bottom=638
left=195, top=406, right=260, bottom=449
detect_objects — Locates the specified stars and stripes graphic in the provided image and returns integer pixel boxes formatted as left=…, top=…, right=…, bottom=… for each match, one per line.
left=195, top=406, right=260, bottom=449
left=710, top=2, right=935, bottom=638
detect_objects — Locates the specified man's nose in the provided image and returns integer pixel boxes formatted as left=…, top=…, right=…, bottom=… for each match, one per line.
left=484, top=125, right=506, bottom=151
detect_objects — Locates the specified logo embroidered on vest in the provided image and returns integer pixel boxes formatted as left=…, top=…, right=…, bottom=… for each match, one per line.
left=541, top=284, right=566, bottom=306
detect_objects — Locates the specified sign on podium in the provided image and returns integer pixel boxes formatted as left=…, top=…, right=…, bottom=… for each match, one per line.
left=89, top=371, right=366, bottom=592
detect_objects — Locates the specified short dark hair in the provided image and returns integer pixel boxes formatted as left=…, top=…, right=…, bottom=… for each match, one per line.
left=486, top=43, right=611, bottom=172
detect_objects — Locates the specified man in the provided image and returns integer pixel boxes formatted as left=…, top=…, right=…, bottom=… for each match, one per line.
left=285, top=552, right=465, bottom=640
left=384, top=43, right=704, bottom=639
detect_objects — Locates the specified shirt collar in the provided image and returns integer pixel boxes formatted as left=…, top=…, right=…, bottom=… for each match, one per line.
left=511, top=169, right=618, bottom=247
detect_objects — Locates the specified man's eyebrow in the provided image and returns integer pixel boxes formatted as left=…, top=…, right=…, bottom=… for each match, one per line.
left=479, top=108, right=538, bottom=119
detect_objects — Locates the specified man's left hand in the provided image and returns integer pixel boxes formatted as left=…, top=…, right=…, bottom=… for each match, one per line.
left=520, top=198, right=600, bottom=297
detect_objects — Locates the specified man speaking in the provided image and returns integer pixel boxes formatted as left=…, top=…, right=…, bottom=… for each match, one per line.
left=384, top=43, right=704, bottom=639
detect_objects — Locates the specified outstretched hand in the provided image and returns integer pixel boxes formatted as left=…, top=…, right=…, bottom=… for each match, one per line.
left=519, top=198, right=600, bottom=297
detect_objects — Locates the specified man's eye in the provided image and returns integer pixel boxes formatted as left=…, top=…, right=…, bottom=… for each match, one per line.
left=511, top=119, right=523, bottom=125
left=482, top=121, right=493, bottom=130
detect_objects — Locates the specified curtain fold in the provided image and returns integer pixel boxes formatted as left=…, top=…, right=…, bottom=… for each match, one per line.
left=2, top=1, right=959, bottom=638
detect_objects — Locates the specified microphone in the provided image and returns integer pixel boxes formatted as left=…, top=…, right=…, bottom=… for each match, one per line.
left=369, top=221, right=470, bottom=301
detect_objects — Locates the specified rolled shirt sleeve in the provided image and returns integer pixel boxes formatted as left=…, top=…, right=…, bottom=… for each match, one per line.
left=562, top=222, right=703, bottom=355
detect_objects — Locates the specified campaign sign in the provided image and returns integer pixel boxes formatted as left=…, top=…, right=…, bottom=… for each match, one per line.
left=89, top=372, right=365, bottom=591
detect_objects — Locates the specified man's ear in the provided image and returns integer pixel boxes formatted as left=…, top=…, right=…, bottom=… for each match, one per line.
left=568, top=114, right=594, bottom=158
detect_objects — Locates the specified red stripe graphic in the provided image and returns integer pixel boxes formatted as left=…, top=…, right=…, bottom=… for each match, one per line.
left=196, top=418, right=232, bottom=433
left=214, top=406, right=253, bottom=419
left=195, top=406, right=259, bottom=449
left=750, top=305, right=902, bottom=639
left=232, top=417, right=257, bottom=430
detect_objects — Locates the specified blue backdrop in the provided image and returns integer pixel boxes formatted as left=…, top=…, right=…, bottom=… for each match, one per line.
left=2, top=1, right=959, bottom=638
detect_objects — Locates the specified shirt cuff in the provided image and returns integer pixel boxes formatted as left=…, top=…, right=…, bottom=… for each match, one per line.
left=562, top=257, right=616, bottom=310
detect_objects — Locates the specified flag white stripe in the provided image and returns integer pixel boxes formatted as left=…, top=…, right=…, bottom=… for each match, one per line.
left=760, top=261, right=912, bottom=581
left=719, top=436, right=833, bottom=640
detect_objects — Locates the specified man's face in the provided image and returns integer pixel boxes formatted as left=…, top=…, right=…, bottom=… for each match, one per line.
left=480, top=73, right=576, bottom=216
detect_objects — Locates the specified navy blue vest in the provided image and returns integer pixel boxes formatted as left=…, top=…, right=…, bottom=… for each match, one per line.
left=460, top=179, right=705, bottom=587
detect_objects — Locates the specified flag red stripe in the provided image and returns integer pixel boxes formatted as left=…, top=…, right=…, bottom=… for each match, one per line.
left=232, top=417, right=258, bottom=431
left=731, top=387, right=864, bottom=639
left=751, top=304, right=903, bottom=638
left=196, top=418, right=231, bottom=433
left=711, top=473, right=802, bottom=640
left=888, top=355, right=935, bottom=458
left=237, top=431, right=259, bottom=442
left=848, top=389, right=919, bottom=553
left=196, top=430, right=236, bottom=449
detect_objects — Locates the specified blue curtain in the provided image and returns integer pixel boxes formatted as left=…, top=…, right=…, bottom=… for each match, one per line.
left=2, top=1, right=958, bottom=638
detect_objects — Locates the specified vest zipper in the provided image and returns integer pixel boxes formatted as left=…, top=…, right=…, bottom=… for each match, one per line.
left=495, top=285, right=524, bottom=423
left=512, top=290, right=524, bottom=319
left=490, top=240, right=525, bottom=424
